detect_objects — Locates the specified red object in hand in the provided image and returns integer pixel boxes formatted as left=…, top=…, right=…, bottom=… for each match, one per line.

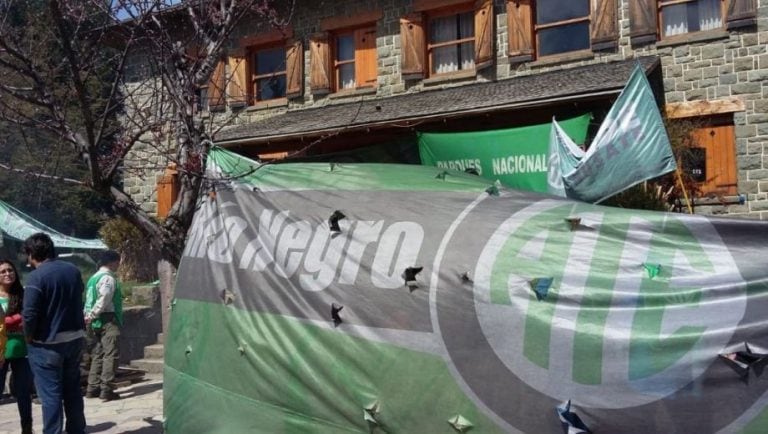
left=4, top=313, right=22, bottom=332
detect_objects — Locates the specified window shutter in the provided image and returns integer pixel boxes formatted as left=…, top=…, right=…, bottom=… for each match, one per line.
left=355, top=27, right=378, bottom=87
left=591, top=0, right=618, bottom=50
left=285, top=39, right=304, bottom=98
left=227, top=51, right=247, bottom=107
left=474, top=0, right=494, bottom=69
left=629, top=0, right=657, bottom=45
left=208, top=58, right=226, bottom=109
left=400, top=13, right=425, bottom=79
left=506, top=0, right=533, bottom=63
left=726, top=0, right=757, bottom=30
left=309, top=32, right=331, bottom=94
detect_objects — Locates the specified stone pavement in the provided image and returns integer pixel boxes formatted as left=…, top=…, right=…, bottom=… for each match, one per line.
left=0, top=373, right=163, bottom=434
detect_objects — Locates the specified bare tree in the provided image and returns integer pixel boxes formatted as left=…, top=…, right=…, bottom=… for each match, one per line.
left=0, top=0, right=292, bottom=266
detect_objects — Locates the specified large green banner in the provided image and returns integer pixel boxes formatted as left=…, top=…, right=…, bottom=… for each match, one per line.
left=165, top=147, right=768, bottom=433
left=418, top=114, right=591, bottom=193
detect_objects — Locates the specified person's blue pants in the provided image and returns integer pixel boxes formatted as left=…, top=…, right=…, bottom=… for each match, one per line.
left=27, top=338, right=86, bottom=434
left=0, top=356, right=34, bottom=428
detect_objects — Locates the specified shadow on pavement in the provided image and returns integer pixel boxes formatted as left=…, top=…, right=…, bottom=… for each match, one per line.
left=119, top=381, right=163, bottom=398
left=87, top=422, right=116, bottom=433
left=121, top=417, right=163, bottom=434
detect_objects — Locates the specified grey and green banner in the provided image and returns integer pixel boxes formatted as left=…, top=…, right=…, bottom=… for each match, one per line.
left=418, top=114, right=591, bottom=193
left=165, top=147, right=768, bottom=433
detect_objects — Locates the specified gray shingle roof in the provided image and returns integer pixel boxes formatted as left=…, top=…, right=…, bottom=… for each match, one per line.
left=216, top=56, right=660, bottom=144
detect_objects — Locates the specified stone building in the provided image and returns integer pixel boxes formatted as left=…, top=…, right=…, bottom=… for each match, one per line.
left=126, top=0, right=767, bottom=219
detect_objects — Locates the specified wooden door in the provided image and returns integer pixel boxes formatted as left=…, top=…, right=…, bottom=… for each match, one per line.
left=690, top=122, right=737, bottom=196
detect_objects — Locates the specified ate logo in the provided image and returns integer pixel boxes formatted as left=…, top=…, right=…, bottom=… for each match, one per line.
left=470, top=200, right=746, bottom=408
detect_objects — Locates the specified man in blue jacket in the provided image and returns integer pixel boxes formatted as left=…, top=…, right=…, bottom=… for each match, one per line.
left=22, top=232, right=86, bottom=434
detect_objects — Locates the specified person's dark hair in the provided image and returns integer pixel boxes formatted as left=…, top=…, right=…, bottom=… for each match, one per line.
left=99, top=250, right=121, bottom=267
left=23, top=232, right=56, bottom=262
left=0, top=259, right=24, bottom=315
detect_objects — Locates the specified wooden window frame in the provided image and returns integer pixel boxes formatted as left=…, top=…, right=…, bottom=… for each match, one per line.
left=532, top=0, right=593, bottom=61
left=248, top=43, right=288, bottom=105
left=425, top=3, right=476, bottom=78
left=330, top=24, right=378, bottom=93
left=657, top=0, right=726, bottom=41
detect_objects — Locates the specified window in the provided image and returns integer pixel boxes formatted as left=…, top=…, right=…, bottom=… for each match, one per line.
left=630, top=0, right=754, bottom=45
left=312, top=10, right=383, bottom=94
left=195, top=86, right=209, bottom=112
left=400, top=0, right=493, bottom=79
left=331, top=26, right=377, bottom=91
left=229, top=28, right=302, bottom=107
left=534, top=0, right=591, bottom=57
left=506, top=0, right=618, bottom=63
left=427, top=9, right=475, bottom=75
left=659, top=0, right=723, bottom=37
left=251, top=45, right=287, bottom=102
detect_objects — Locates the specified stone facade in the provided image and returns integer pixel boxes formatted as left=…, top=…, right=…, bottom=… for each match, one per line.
left=125, top=0, right=768, bottom=219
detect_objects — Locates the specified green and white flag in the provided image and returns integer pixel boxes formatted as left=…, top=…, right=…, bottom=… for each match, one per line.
left=550, top=63, right=677, bottom=202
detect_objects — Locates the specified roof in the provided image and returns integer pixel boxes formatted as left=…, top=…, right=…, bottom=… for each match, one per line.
left=216, top=56, right=660, bottom=145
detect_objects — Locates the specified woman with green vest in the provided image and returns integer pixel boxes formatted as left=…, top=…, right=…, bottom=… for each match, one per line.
left=84, top=250, right=123, bottom=401
left=0, top=258, right=34, bottom=434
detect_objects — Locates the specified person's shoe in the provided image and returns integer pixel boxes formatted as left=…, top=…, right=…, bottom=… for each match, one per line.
left=85, top=389, right=99, bottom=399
left=99, top=390, right=121, bottom=401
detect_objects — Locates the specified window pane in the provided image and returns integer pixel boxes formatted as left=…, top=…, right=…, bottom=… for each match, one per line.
left=197, top=87, right=208, bottom=111
left=662, top=0, right=722, bottom=36
left=256, top=47, right=285, bottom=75
left=338, top=64, right=355, bottom=89
left=536, top=0, right=589, bottom=25
left=256, top=75, right=286, bottom=100
left=431, top=42, right=475, bottom=74
left=430, top=15, right=458, bottom=43
left=337, top=34, right=354, bottom=62
left=538, top=22, right=590, bottom=56
left=458, top=12, right=474, bottom=39
left=698, top=0, right=722, bottom=31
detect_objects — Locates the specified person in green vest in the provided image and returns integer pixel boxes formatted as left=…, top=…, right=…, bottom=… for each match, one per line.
left=0, top=258, right=34, bottom=434
left=83, top=250, right=123, bottom=401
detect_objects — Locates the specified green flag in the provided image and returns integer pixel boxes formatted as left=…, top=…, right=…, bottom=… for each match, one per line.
left=561, top=63, right=676, bottom=202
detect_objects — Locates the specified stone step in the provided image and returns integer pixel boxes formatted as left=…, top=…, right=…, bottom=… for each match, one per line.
left=143, top=343, right=165, bottom=360
left=157, top=333, right=164, bottom=344
left=129, top=358, right=164, bottom=374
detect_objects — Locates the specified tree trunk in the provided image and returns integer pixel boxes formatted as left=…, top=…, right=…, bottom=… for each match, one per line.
left=158, top=258, right=177, bottom=337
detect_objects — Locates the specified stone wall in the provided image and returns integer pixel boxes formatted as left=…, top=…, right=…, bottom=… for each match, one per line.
left=124, top=0, right=768, bottom=219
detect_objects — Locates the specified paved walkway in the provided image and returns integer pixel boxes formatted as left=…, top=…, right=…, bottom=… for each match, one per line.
left=0, top=374, right=163, bottom=434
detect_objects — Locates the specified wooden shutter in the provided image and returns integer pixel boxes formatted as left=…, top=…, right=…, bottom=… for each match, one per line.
left=227, top=51, right=247, bottom=107
left=355, top=27, right=378, bottom=87
left=309, top=32, right=331, bottom=94
left=474, top=0, right=493, bottom=69
left=726, top=0, right=757, bottom=30
left=629, top=0, right=657, bottom=45
left=506, top=0, right=533, bottom=63
left=156, top=165, right=179, bottom=219
left=591, top=0, right=618, bottom=50
left=285, top=38, right=304, bottom=98
left=400, top=13, right=425, bottom=79
left=208, top=58, right=226, bottom=109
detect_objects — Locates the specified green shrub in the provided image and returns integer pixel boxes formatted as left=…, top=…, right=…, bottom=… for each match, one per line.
left=99, top=218, right=159, bottom=282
